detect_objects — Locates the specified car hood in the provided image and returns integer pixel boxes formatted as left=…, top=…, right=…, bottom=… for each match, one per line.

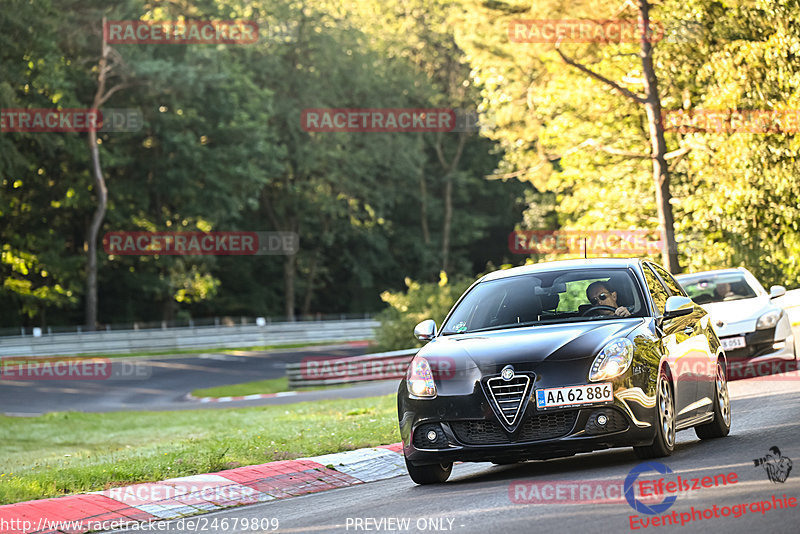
left=700, top=296, right=772, bottom=335
left=419, top=319, right=643, bottom=372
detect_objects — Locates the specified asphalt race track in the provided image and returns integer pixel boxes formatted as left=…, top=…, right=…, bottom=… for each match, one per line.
left=0, top=345, right=389, bottom=415
left=106, top=372, right=800, bottom=534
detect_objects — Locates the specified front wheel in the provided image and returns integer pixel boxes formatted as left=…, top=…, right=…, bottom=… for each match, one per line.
left=404, top=457, right=452, bottom=484
left=695, top=360, right=731, bottom=439
left=634, top=368, right=675, bottom=459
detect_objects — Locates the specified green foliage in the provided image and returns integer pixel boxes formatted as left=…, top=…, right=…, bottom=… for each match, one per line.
left=374, top=272, right=474, bottom=351
left=455, top=0, right=800, bottom=286
left=3, top=0, right=800, bottom=330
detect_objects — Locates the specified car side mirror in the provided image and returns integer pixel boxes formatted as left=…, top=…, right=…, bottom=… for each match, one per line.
left=663, top=295, right=694, bottom=319
left=769, top=285, right=787, bottom=299
left=414, top=319, right=437, bottom=341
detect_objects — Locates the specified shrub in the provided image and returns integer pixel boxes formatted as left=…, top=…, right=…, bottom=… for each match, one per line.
left=374, top=272, right=474, bottom=352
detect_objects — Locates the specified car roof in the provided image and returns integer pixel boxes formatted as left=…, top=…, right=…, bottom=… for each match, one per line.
left=674, top=267, right=749, bottom=280
left=480, top=258, right=644, bottom=282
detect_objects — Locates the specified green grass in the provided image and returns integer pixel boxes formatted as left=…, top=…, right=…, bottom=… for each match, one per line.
left=0, top=395, right=399, bottom=505
left=191, top=376, right=351, bottom=398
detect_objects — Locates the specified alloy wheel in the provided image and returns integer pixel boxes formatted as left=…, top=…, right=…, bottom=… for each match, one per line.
left=659, top=377, right=675, bottom=448
left=716, top=363, right=731, bottom=427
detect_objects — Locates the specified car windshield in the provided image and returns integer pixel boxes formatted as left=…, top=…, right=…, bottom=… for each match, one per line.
left=440, top=268, right=645, bottom=335
left=677, top=272, right=757, bottom=304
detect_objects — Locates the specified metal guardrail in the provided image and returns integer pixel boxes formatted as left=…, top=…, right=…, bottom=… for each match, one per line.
left=286, top=348, right=418, bottom=388
left=0, top=313, right=373, bottom=338
left=0, top=319, right=379, bottom=357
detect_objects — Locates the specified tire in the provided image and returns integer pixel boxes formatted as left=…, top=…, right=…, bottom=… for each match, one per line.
left=404, top=457, right=452, bottom=484
left=633, top=368, right=675, bottom=459
left=695, top=360, right=731, bottom=439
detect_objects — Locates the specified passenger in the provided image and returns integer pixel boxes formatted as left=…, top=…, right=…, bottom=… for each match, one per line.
left=586, top=281, right=631, bottom=317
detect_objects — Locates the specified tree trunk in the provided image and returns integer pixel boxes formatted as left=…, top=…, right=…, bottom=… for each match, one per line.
left=85, top=25, right=111, bottom=331
left=284, top=253, right=296, bottom=321
left=434, top=131, right=467, bottom=274
left=85, top=127, right=107, bottom=330
left=638, top=0, right=680, bottom=273
left=260, top=192, right=298, bottom=321
left=85, top=17, right=130, bottom=329
left=441, top=174, right=453, bottom=273
left=418, top=134, right=430, bottom=245
left=301, top=248, right=320, bottom=317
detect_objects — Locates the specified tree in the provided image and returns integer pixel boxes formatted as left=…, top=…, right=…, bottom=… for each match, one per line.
left=85, top=17, right=132, bottom=330
left=555, top=0, right=681, bottom=272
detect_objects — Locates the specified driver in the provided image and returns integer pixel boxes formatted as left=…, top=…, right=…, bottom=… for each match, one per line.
left=586, top=281, right=631, bottom=317
left=714, top=281, right=736, bottom=300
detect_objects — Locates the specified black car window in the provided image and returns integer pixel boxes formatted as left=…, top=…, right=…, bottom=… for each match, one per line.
left=440, top=269, right=644, bottom=335
left=650, top=263, right=685, bottom=297
left=642, top=264, right=670, bottom=314
left=677, top=272, right=758, bottom=304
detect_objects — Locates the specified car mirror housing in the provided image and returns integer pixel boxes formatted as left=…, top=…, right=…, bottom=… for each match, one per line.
left=414, top=319, right=437, bottom=341
left=663, top=295, right=694, bottom=319
left=769, top=285, right=787, bottom=299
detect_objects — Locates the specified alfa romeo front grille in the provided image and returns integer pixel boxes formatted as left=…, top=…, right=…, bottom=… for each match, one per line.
left=450, top=411, right=577, bottom=445
left=486, top=375, right=530, bottom=426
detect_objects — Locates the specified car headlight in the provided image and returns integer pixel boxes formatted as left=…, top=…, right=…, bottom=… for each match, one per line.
left=756, top=309, right=782, bottom=330
left=589, top=338, right=634, bottom=381
left=407, top=356, right=436, bottom=398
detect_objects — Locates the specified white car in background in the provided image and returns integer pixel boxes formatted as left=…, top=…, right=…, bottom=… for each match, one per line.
left=676, top=268, right=796, bottom=365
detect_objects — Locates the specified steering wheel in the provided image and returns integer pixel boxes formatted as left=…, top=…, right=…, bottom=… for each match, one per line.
left=581, top=304, right=617, bottom=316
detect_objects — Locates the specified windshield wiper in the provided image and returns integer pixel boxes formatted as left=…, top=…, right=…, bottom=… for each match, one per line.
left=465, top=321, right=543, bottom=334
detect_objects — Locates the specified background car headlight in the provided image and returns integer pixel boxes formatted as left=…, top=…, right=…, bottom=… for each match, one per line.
left=589, top=338, right=634, bottom=381
left=407, top=356, right=436, bottom=397
left=756, top=309, right=782, bottom=330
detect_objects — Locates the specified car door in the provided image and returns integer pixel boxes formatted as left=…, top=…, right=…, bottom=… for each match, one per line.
left=641, top=263, right=698, bottom=423
left=651, top=263, right=716, bottom=417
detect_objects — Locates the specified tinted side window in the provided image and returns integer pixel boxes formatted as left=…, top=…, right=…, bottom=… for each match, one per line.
left=642, top=265, right=669, bottom=313
left=650, top=263, right=685, bottom=296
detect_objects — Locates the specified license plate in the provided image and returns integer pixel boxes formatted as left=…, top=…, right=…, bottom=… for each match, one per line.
left=720, top=336, right=746, bottom=350
left=536, top=383, right=613, bottom=409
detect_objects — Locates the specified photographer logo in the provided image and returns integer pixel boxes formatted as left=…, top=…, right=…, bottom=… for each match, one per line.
left=753, top=446, right=793, bottom=483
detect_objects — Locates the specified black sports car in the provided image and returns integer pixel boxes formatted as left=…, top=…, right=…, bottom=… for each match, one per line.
left=398, top=258, right=731, bottom=484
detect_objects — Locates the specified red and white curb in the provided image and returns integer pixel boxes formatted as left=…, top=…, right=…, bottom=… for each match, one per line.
left=190, top=391, right=299, bottom=403
left=0, top=443, right=405, bottom=534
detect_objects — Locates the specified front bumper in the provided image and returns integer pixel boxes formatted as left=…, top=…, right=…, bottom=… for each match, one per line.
left=720, top=326, right=794, bottom=363
left=398, top=370, right=657, bottom=465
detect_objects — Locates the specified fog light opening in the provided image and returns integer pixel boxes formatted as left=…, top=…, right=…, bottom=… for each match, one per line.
left=427, top=430, right=438, bottom=442
left=773, top=341, right=786, bottom=350
left=596, top=414, right=608, bottom=426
